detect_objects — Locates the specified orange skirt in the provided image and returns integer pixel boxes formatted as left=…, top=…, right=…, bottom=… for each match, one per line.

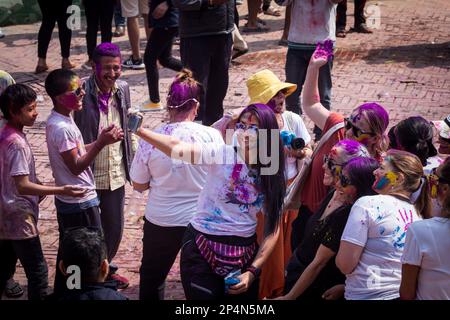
left=255, top=207, right=298, bottom=299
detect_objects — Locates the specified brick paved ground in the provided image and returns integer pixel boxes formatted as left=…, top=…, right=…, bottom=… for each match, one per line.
left=0, top=0, right=449, bottom=300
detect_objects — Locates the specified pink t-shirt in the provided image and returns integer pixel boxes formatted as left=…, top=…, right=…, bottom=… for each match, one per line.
left=0, top=124, right=39, bottom=240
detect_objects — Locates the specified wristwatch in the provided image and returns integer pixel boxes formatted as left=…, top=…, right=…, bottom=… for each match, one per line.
left=245, top=265, right=261, bottom=278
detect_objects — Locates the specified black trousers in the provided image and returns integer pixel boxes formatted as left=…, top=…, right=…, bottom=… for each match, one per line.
left=97, top=186, right=125, bottom=264
left=336, top=0, right=368, bottom=29
left=37, top=0, right=73, bottom=58
left=144, top=27, right=183, bottom=103
left=180, top=33, right=233, bottom=126
left=290, top=204, right=313, bottom=252
left=0, top=237, right=48, bottom=300
left=83, top=0, right=115, bottom=59
left=139, top=219, right=186, bottom=300
left=53, top=204, right=102, bottom=296
left=180, top=226, right=259, bottom=300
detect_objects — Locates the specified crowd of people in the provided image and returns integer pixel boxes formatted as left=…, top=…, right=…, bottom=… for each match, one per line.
left=0, top=0, right=449, bottom=301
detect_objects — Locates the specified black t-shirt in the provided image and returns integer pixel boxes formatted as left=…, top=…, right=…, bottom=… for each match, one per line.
left=285, top=191, right=350, bottom=299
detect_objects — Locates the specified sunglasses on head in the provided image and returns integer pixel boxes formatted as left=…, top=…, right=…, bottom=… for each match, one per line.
left=344, top=118, right=375, bottom=137
left=235, top=122, right=259, bottom=133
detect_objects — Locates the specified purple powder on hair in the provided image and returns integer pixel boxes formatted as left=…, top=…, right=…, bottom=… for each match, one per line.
left=313, top=39, right=334, bottom=60
left=93, top=43, right=121, bottom=64
left=336, top=139, right=364, bottom=155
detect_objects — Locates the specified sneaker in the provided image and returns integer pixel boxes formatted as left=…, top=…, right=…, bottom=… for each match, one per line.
left=122, top=56, right=145, bottom=70
left=0, top=29, right=4, bottom=39
left=140, top=100, right=163, bottom=112
left=109, top=273, right=129, bottom=290
left=113, top=26, right=125, bottom=37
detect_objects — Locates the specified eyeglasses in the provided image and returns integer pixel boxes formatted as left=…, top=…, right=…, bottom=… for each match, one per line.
left=235, top=122, right=259, bottom=133
left=339, top=172, right=352, bottom=187
left=344, top=118, right=375, bottom=137
left=323, top=154, right=345, bottom=171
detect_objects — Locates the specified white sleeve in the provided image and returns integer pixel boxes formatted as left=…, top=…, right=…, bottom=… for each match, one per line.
left=198, top=142, right=233, bottom=166
left=130, top=140, right=152, bottom=184
left=9, top=145, right=30, bottom=176
left=341, top=201, right=370, bottom=247
left=292, top=113, right=312, bottom=145
left=401, top=225, right=422, bottom=266
left=53, top=126, right=78, bottom=153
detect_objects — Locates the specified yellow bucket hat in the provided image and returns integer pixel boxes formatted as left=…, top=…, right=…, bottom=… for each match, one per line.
left=246, top=69, right=297, bottom=105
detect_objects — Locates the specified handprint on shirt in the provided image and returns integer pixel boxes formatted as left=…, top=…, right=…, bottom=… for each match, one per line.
left=392, top=208, right=414, bottom=249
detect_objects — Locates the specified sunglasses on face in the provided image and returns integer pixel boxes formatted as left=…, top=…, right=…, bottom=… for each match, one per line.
left=67, top=86, right=83, bottom=98
left=323, top=154, right=344, bottom=171
left=235, top=122, right=259, bottom=133
left=344, top=118, right=374, bottom=137
left=430, top=168, right=450, bottom=185
left=339, top=172, right=352, bottom=187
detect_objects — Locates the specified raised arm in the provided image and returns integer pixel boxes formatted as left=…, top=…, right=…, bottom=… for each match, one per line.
left=302, top=45, right=334, bottom=130
left=135, top=127, right=201, bottom=163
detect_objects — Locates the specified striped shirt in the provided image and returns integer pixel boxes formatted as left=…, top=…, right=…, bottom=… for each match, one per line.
left=93, top=83, right=126, bottom=191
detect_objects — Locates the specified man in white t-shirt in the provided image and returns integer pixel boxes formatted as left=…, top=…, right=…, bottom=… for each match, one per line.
left=44, top=69, right=123, bottom=296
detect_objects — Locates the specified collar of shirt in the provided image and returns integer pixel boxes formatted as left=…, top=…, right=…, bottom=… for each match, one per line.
left=94, top=79, right=118, bottom=115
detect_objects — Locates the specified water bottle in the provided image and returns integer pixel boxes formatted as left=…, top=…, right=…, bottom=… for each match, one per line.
left=127, top=189, right=144, bottom=216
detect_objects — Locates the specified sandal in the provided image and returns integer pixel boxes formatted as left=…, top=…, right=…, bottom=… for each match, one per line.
left=263, top=6, right=282, bottom=17
left=242, top=23, right=270, bottom=33
left=35, top=64, right=49, bottom=74
left=5, top=279, right=24, bottom=298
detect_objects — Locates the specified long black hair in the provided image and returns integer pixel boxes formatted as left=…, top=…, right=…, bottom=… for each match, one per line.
left=238, top=104, right=286, bottom=235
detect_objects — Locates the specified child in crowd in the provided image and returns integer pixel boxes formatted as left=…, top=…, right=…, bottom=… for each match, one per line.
left=44, top=69, right=123, bottom=295
left=0, top=84, right=85, bottom=300
left=57, top=227, right=128, bottom=300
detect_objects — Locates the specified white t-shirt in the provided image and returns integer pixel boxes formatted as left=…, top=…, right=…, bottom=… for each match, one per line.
left=401, top=217, right=450, bottom=300
left=191, top=144, right=265, bottom=238
left=282, top=111, right=311, bottom=180
left=288, top=0, right=337, bottom=45
left=341, top=195, right=422, bottom=300
left=130, top=122, right=224, bottom=227
left=45, top=110, right=97, bottom=203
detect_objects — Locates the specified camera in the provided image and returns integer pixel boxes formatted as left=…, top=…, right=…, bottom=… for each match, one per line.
left=280, top=130, right=305, bottom=150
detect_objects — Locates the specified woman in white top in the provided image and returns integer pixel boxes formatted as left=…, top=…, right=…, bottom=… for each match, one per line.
left=400, top=156, right=450, bottom=300
left=130, top=69, right=224, bottom=300
left=336, top=149, right=431, bottom=300
left=132, top=103, right=287, bottom=299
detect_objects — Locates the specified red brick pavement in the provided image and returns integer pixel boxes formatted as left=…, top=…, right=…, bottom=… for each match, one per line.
left=0, top=0, right=449, bottom=300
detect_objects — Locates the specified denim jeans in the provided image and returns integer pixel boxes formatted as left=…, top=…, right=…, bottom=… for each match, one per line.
left=285, top=47, right=334, bottom=138
left=0, top=237, right=48, bottom=300
left=114, top=2, right=126, bottom=27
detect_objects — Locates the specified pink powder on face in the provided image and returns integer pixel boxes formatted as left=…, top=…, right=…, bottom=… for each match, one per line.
left=59, top=94, right=79, bottom=110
